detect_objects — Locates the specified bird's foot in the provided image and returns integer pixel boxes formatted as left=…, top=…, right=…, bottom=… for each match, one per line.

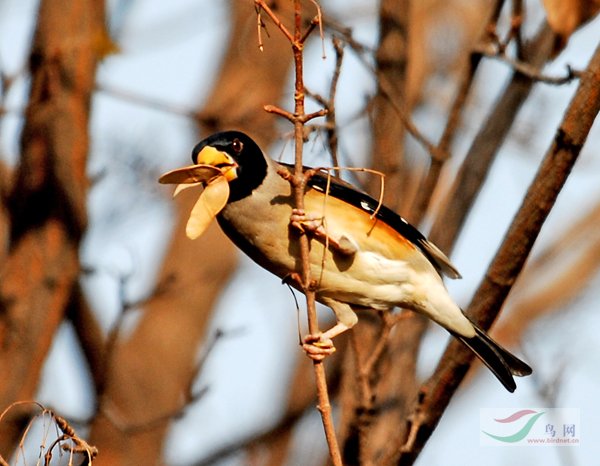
left=290, top=208, right=324, bottom=234
left=290, top=209, right=357, bottom=256
left=302, top=333, right=336, bottom=361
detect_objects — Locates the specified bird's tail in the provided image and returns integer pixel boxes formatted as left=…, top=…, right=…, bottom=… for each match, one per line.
left=453, top=323, right=532, bottom=392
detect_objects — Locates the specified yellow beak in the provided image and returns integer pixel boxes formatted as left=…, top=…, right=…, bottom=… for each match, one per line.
left=195, top=146, right=238, bottom=182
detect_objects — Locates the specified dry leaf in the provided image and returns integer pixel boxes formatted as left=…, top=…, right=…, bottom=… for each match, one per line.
left=174, top=182, right=202, bottom=197
left=158, top=164, right=222, bottom=185
left=158, top=163, right=230, bottom=239
left=186, top=176, right=230, bottom=240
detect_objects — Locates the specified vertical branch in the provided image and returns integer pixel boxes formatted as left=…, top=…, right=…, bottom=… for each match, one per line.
left=368, top=0, right=411, bottom=208
left=305, top=36, right=345, bottom=172
left=0, top=0, right=104, bottom=453
left=290, top=2, right=342, bottom=463
left=255, top=1, right=342, bottom=464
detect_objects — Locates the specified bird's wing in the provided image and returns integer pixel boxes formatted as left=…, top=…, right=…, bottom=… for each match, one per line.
left=278, top=162, right=460, bottom=279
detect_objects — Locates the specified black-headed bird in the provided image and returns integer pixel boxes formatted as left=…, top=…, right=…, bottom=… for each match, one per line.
left=159, top=130, right=532, bottom=392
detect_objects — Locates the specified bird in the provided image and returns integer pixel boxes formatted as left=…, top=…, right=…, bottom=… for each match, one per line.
left=159, top=130, right=532, bottom=392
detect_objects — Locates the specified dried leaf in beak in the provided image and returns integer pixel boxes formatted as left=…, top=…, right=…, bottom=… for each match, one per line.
left=186, top=175, right=230, bottom=240
left=173, top=182, right=202, bottom=197
left=159, top=164, right=222, bottom=185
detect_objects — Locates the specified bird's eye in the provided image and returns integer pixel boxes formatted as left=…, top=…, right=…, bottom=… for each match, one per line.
left=232, top=138, right=243, bottom=154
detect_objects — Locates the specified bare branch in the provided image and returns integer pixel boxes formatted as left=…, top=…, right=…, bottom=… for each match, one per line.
left=475, top=43, right=582, bottom=85
left=254, top=0, right=294, bottom=45
left=324, top=20, right=443, bottom=169
left=255, top=2, right=342, bottom=464
left=305, top=36, right=345, bottom=172
left=495, top=200, right=600, bottom=345
left=0, top=0, right=104, bottom=452
left=429, top=22, right=557, bottom=254
left=396, top=39, right=600, bottom=465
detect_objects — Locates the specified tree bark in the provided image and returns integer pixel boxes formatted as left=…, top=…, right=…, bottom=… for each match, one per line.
left=395, top=39, right=600, bottom=466
left=0, top=0, right=104, bottom=453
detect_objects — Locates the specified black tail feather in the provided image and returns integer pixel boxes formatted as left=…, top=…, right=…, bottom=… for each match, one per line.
left=473, top=325, right=533, bottom=377
left=453, top=324, right=532, bottom=393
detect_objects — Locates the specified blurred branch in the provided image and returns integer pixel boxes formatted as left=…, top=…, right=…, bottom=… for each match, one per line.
left=367, top=0, right=410, bottom=209
left=429, top=22, right=557, bottom=254
left=305, top=36, right=345, bottom=172
left=410, top=0, right=506, bottom=223
left=67, top=286, right=106, bottom=391
left=337, top=2, right=419, bottom=464
left=324, top=19, right=443, bottom=171
left=0, top=0, right=104, bottom=454
left=87, top=0, right=297, bottom=463
left=96, top=82, right=198, bottom=119
left=396, top=39, right=600, bottom=466
left=0, top=160, right=10, bottom=265
left=474, top=43, right=582, bottom=85
left=496, top=200, right=600, bottom=345
left=510, top=0, right=524, bottom=58
left=99, top=328, right=235, bottom=435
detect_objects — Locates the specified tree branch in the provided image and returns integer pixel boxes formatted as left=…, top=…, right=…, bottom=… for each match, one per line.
left=495, top=200, right=600, bottom=345
left=0, top=0, right=103, bottom=453
left=429, top=22, right=557, bottom=254
left=410, top=0, right=505, bottom=222
left=254, top=1, right=342, bottom=464
left=395, top=39, right=600, bottom=466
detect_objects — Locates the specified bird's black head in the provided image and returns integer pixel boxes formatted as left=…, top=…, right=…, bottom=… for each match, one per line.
left=191, top=131, right=268, bottom=203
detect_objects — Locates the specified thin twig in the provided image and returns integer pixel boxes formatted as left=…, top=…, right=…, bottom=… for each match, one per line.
left=429, top=23, right=557, bottom=254
left=375, top=73, right=444, bottom=161
left=96, top=82, right=197, bottom=119
left=363, top=312, right=396, bottom=375
left=324, top=22, right=443, bottom=162
left=254, top=0, right=294, bottom=44
left=0, top=401, right=97, bottom=465
left=305, top=36, right=345, bottom=172
left=254, top=2, right=343, bottom=464
left=475, top=43, right=581, bottom=85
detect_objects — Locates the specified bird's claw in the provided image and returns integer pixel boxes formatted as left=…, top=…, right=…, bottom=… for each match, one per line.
left=302, top=333, right=336, bottom=361
left=290, top=208, right=323, bottom=234
left=289, top=209, right=357, bottom=256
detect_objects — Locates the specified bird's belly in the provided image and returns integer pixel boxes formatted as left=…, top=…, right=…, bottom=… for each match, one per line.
left=220, top=215, right=416, bottom=310
left=310, top=249, right=417, bottom=310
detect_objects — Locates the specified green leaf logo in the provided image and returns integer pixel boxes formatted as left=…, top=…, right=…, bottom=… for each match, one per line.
left=483, top=410, right=545, bottom=443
